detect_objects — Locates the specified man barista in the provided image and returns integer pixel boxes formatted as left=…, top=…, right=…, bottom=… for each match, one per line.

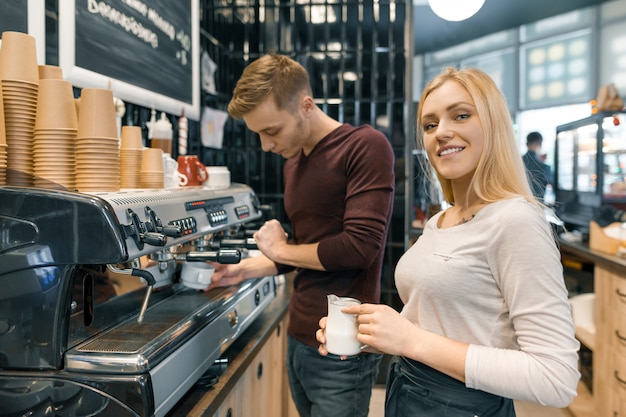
left=208, top=53, right=395, bottom=417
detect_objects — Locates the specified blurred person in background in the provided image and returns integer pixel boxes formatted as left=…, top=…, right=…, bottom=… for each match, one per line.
left=523, top=131, right=553, bottom=199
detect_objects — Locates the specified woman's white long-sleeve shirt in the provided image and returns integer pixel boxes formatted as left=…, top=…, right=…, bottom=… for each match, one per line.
left=395, top=197, right=580, bottom=407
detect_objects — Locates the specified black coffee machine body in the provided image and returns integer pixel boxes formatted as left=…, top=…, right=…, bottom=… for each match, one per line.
left=0, top=185, right=272, bottom=417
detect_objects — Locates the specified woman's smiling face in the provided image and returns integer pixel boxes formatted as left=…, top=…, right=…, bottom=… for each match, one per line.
left=420, top=80, right=484, bottom=183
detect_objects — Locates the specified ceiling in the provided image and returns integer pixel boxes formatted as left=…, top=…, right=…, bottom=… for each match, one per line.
left=412, top=0, right=613, bottom=54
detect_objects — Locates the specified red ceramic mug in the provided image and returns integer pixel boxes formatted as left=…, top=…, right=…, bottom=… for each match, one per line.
left=177, top=155, right=208, bottom=186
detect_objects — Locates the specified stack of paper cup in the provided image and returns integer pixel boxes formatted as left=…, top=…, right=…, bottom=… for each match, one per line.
left=75, top=88, right=120, bottom=192
left=38, top=65, right=63, bottom=80
left=140, top=148, right=164, bottom=188
left=33, top=79, right=78, bottom=190
left=120, top=126, right=143, bottom=189
left=0, top=31, right=39, bottom=186
left=0, top=80, right=6, bottom=185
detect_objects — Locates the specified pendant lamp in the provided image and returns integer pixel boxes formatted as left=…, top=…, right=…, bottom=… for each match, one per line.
left=428, top=0, right=486, bottom=22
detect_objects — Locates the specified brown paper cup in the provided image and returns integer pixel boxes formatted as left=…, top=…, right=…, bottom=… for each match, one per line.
left=141, top=148, right=163, bottom=172
left=38, top=65, right=63, bottom=80
left=77, top=88, right=117, bottom=138
left=0, top=32, right=39, bottom=84
left=35, top=79, right=78, bottom=130
left=121, top=125, right=143, bottom=149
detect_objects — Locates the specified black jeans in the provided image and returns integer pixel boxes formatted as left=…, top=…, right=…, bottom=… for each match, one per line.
left=385, top=356, right=516, bottom=417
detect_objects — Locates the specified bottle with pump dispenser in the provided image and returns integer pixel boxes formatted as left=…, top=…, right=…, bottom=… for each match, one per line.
left=150, top=112, right=173, bottom=155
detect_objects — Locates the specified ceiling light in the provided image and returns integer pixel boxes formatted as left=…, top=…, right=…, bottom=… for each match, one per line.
left=310, top=5, right=337, bottom=24
left=343, top=71, right=358, bottom=82
left=427, top=0, right=485, bottom=22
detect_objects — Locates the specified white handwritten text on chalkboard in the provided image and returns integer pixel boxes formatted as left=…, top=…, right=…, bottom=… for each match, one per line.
left=87, top=0, right=180, bottom=49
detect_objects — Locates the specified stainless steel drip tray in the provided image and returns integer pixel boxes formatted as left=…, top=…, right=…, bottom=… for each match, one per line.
left=65, top=276, right=276, bottom=374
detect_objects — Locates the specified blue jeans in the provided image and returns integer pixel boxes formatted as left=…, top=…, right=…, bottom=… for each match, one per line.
left=286, top=335, right=382, bottom=417
left=385, top=356, right=516, bottom=417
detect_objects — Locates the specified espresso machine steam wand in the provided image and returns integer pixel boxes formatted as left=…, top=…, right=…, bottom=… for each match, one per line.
left=106, top=264, right=158, bottom=324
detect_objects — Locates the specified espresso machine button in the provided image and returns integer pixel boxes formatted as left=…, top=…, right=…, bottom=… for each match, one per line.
left=121, top=209, right=162, bottom=247
left=145, top=206, right=183, bottom=238
left=141, top=232, right=168, bottom=247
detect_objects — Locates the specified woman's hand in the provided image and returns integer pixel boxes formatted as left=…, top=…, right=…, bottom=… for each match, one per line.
left=316, top=305, right=395, bottom=359
left=316, top=316, right=330, bottom=356
left=343, top=303, right=418, bottom=358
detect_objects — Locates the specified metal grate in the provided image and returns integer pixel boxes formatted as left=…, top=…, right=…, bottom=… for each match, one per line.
left=200, top=0, right=410, bottom=310
left=77, top=293, right=219, bottom=353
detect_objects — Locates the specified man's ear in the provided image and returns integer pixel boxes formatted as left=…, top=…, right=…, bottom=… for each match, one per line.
left=301, top=95, right=315, bottom=115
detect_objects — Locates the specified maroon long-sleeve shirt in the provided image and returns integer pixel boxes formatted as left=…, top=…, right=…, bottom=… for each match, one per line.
left=278, top=123, right=395, bottom=347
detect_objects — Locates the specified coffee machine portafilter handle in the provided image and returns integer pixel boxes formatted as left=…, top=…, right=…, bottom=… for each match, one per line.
left=180, top=249, right=242, bottom=264
left=216, top=238, right=258, bottom=250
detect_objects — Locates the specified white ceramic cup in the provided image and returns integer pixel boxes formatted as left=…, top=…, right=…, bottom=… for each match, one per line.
left=180, top=263, right=214, bottom=289
left=325, top=294, right=362, bottom=356
left=206, top=166, right=231, bottom=189
left=162, top=153, right=188, bottom=188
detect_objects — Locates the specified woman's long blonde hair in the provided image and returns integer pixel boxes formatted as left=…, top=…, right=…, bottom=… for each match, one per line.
left=416, top=67, right=535, bottom=206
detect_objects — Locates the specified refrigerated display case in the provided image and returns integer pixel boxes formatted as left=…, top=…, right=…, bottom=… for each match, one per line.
left=554, top=111, right=626, bottom=229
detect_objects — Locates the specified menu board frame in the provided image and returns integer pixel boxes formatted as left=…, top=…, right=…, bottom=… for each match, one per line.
left=519, top=29, right=593, bottom=111
left=58, top=0, right=200, bottom=120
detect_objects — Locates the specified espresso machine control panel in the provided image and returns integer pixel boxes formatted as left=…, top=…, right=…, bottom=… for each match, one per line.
left=88, top=183, right=262, bottom=260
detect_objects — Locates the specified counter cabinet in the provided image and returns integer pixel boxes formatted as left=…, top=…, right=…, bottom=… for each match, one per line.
left=166, top=275, right=299, bottom=417
left=213, top=315, right=296, bottom=417
left=559, top=240, right=626, bottom=417
left=594, top=267, right=626, bottom=417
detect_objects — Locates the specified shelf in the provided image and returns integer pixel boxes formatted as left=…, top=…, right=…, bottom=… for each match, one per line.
left=574, top=326, right=595, bottom=352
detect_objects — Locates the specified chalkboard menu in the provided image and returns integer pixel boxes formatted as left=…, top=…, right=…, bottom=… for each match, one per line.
left=0, top=0, right=46, bottom=63
left=59, top=0, right=199, bottom=120
left=0, top=1, right=28, bottom=34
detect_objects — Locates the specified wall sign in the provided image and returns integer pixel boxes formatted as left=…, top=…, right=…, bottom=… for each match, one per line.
left=59, top=0, right=199, bottom=120
left=0, top=0, right=46, bottom=64
left=520, top=30, right=592, bottom=110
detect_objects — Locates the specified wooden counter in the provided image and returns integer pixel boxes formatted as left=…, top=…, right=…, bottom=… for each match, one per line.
left=558, top=239, right=626, bottom=417
left=559, top=239, right=626, bottom=276
left=166, top=276, right=293, bottom=417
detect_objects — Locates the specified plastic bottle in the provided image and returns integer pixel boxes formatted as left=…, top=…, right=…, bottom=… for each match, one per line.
left=150, top=112, right=173, bottom=155
left=543, top=184, right=556, bottom=206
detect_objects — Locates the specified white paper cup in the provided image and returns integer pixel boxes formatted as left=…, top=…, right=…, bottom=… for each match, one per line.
left=325, top=294, right=362, bottom=356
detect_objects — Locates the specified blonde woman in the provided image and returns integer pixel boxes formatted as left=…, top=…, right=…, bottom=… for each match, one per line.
left=317, top=67, right=580, bottom=416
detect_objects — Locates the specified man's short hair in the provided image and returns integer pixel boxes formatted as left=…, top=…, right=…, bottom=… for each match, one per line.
left=526, top=131, right=543, bottom=146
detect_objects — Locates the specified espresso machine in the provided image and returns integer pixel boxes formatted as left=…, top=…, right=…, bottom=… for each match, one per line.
left=0, top=184, right=276, bottom=417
